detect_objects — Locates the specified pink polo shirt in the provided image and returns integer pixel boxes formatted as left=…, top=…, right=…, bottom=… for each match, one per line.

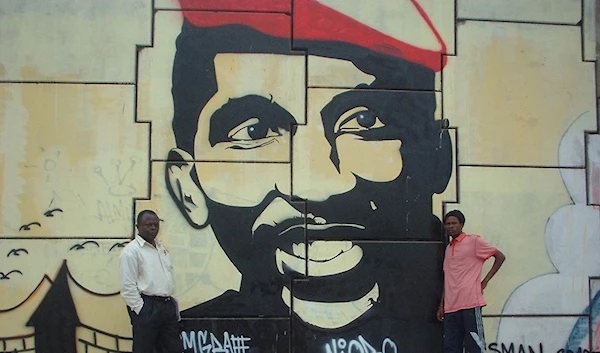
left=443, top=233, right=498, bottom=313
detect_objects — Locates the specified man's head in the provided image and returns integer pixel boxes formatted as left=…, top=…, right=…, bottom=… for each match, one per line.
left=136, top=210, right=160, bottom=244
left=165, top=3, right=452, bottom=327
left=444, top=210, right=465, bottom=238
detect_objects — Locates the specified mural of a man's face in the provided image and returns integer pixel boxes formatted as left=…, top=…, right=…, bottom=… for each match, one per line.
left=167, top=22, right=451, bottom=329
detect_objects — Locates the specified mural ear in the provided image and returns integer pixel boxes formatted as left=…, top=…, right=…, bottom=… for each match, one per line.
left=431, top=127, right=453, bottom=194
left=166, top=149, right=209, bottom=229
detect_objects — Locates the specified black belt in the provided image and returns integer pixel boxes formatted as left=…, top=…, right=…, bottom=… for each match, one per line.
left=142, top=294, right=172, bottom=301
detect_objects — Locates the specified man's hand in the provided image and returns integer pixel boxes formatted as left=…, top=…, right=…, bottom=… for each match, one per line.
left=480, top=251, right=506, bottom=293
left=436, top=305, right=444, bottom=322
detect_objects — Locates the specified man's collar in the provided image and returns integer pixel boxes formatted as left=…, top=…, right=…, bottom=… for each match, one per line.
left=451, top=233, right=467, bottom=244
left=135, top=235, right=159, bottom=247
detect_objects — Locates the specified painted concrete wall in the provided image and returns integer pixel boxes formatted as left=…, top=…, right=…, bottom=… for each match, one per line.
left=0, top=0, right=598, bottom=352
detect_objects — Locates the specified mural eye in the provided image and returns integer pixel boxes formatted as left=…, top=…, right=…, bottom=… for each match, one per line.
left=228, top=118, right=282, bottom=142
left=335, top=107, right=385, bottom=133
left=7, top=248, right=29, bottom=257
left=237, top=124, right=268, bottom=140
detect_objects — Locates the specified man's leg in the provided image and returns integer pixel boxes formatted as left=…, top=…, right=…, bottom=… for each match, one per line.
left=444, top=310, right=464, bottom=353
left=128, top=300, right=161, bottom=353
left=156, top=300, right=184, bottom=353
left=463, top=306, right=486, bottom=353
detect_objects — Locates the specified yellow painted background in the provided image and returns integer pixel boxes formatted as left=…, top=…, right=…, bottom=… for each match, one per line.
left=0, top=0, right=598, bottom=352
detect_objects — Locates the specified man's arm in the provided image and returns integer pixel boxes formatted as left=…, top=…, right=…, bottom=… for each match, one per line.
left=436, top=289, right=444, bottom=321
left=120, top=250, right=144, bottom=314
left=481, top=250, right=506, bottom=291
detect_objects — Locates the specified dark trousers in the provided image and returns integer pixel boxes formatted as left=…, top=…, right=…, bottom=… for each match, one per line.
left=128, top=295, right=183, bottom=353
left=444, top=306, right=486, bottom=353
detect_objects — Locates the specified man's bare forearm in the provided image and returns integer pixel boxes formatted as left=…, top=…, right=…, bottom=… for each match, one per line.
left=482, top=251, right=506, bottom=285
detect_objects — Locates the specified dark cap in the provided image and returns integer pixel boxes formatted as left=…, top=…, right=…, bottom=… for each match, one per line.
left=444, top=210, right=465, bottom=224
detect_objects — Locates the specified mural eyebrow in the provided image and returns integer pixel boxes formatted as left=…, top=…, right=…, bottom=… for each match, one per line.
left=208, top=95, right=296, bottom=147
left=7, top=248, right=29, bottom=257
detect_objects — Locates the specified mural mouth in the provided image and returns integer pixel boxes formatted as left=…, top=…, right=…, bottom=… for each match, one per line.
left=279, top=222, right=365, bottom=236
left=275, top=241, right=363, bottom=276
left=252, top=196, right=366, bottom=237
left=252, top=196, right=366, bottom=277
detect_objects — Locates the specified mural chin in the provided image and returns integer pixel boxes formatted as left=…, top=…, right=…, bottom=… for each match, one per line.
left=282, top=283, right=380, bottom=329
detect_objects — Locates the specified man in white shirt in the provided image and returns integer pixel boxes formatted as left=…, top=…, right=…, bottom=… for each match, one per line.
left=120, top=210, right=182, bottom=353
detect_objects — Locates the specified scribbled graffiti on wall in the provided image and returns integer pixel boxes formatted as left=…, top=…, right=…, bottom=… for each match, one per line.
left=0, top=0, right=598, bottom=352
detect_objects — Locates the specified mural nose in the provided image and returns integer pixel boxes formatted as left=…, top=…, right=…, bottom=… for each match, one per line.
left=290, top=126, right=356, bottom=201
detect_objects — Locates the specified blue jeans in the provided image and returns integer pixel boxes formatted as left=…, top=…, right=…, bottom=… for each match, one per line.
left=444, top=306, right=486, bottom=353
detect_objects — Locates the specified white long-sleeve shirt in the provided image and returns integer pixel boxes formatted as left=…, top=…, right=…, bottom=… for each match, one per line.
left=119, top=235, right=175, bottom=314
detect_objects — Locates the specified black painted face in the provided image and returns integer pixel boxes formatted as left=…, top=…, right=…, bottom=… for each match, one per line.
left=184, top=53, right=444, bottom=307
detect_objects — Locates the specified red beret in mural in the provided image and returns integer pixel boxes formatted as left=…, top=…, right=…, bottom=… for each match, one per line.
left=178, top=0, right=447, bottom=71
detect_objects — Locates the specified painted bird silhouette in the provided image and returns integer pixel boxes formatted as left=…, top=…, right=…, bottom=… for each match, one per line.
left=69, top=241, right=99, bottom=251
left=109, top=241, right=130, bottom=251
left=19, top=222, right=41, bottom=231
left=0, top=270, right=23, bottom=280
left=44, top=208, right=63, bottom=217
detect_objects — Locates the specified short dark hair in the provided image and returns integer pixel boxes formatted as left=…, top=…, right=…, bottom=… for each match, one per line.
left=136, top=210, right=157, bottom=225
left=444, top=210, right=465, bottom=224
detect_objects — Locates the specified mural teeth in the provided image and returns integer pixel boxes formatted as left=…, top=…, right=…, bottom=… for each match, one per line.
left=308, top=245, right=363, bottom=277
left=307, top=241, right=353, bottom=261
left=313, top=217, right=326, bottom=224
left=275, top=249, right=306, bottom=275
left=292, top=243, right=307, bottom=259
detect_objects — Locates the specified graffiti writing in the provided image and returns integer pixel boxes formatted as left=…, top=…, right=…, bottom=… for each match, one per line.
left=489, top=343, right=544, bottom=353
left=95, top=199, right=128, bottom=223
left=182, top=330, right=252, bottom=353
left=489, top=342, right=597, bottom=353
left=324, top=335, right=398, bottom=353
left=93, top=158, right=138, bottom=196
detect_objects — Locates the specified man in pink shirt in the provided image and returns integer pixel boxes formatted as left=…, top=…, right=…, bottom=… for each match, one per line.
left=437, top=210, right=506, bottom=353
